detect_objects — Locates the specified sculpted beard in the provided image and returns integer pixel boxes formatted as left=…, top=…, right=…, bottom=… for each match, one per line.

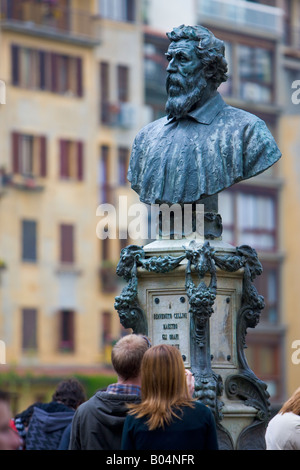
left=166, top=71, right=207, bottom=119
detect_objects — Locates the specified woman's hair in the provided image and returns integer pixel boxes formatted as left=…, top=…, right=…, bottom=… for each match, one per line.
left=279, top=387, right=300, bottom=416
left=128, top=344, right=194, bottom=430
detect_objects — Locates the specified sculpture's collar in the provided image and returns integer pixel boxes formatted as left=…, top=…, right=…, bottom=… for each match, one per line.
left=165, top=92, right=226, bottom=126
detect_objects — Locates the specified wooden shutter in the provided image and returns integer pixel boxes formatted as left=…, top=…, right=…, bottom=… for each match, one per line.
left=11, top=44, right=19, bottom=86
left=118, top=147, right=128, bottom=185
left=60, top=310, right=75, bottom=351
left=60, top=224, right=74, bottom=263
left=77, top=141, right=83, bottom=181
left=59, top=140, right=69, bottom=179
left=126, top=0, right=135, bottom=22
left=22, top=308, right=37, bottom=350
left=39, top=136, right=47, bottom=177
left=39, top=50, right=46, bottom=90
left=100, top=62, right=109, bottom=123
left=117, top=65, right=129, bottom=102
left=76, top=57, right=83, bottom=97
left=51, top=52, right=58, bottom=93
left=12, top=132, right=20, bottom=173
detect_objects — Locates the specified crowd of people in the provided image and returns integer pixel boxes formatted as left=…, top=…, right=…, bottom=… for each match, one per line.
left=0, top=333, right=299, bottom=451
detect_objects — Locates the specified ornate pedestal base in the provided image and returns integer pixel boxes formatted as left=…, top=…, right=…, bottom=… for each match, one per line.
left=115, top=237, right=270, bottom=450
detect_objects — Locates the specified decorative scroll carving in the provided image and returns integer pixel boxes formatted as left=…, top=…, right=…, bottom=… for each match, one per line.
left=114, top=245, right=185, bottom=335
left=114, top=251, right=148, bottom=335
left=226, top=374, right=270, bottom=450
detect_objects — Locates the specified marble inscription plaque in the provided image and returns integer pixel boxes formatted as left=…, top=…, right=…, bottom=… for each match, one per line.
left=148, top=291, right=190, bottom=367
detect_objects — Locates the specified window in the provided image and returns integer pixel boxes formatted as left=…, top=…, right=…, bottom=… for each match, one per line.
left=254, top=262, right=280, bottom=324
left=100, top=62, right=110, bottom=124
left=59, top=140, right=84, bottom=181
left=101, top=237, right=110, bottom=261
left=22, top=308, right=37, bottom=350
left=98, top=145, right=110, bottom=203
left=118, top=147, right=128, bottom=185
left=117, top=65, right=129, bottom=103
left=238, top=45, right=273, bottom=104
left=59, top=310, right=75, bottom=352
left=11, top=45, right=83, bottom=97
left=213, top=39, right=275, bottom=105
left=12, top=133, right=47, bottom=177
left=22, top=220, right=37, bottom=262
left=245, top=338, right=282, bottom=401
left=219, top=189, right=278, bottom=252
left=101, top=311, right=112, bottom=347
left=60, top=224, right=75, bottom=264
left=99, top=0, right=135, bottom=22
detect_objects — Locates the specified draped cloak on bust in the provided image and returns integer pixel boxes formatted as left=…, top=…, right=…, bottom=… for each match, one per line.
left=127, top=93, right=281, bottom=205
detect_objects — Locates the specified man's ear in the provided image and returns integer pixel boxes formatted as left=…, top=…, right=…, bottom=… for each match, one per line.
left=203, top=60, right=218, bottom=80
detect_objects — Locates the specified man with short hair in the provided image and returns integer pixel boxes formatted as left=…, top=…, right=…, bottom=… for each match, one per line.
left=69, top=334, right=150, bottom=450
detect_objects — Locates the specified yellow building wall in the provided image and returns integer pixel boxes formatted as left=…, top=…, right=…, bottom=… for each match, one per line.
left=279, top=115, right=300, bottom=397
left=0, top=16, right=145, bottom=370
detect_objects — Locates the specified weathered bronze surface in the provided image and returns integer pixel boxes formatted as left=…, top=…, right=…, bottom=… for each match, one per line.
left=128, top=25, right=281, bottom=206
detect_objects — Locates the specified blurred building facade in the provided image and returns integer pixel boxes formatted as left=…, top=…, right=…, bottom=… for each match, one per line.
left=0, top=0, right=299, bottom=413
left=0, top=0, right=147, bottom=408
left=143, top=0, right=300, bottom=410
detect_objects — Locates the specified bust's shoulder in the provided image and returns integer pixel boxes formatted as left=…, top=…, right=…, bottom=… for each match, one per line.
left=134, top=116, right=168, bottom=140
left=220, top=102, right=264, bottom=127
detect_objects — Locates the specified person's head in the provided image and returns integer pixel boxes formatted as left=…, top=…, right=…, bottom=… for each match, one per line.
left=165, top=24, right=228, bottom=119
left=111, top=334, right=151, bottom=383
left=128, top=344, right=194, bottom=430
left=279, top=387, right=300, bottom=416
left=0, top=390, right=22, bottom=450
left=52, top=378, right=86, bottom=410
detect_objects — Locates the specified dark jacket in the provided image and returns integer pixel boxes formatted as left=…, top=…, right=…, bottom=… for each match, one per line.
left=121, top=401, right=219, bottom=450
left=69, top=390, right=141, bottom=450
left=25, top=403, right=75, bottom=450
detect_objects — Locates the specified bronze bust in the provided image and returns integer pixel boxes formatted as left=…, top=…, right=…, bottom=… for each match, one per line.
left=128, top=25, right=281, bottom=206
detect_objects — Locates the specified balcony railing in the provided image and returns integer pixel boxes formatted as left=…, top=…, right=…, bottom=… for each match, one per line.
left=0, top=0, right=100, bottom=46
left=1, top=172, right=44, bottom=192
left=197, top=0, right=283, bottom=37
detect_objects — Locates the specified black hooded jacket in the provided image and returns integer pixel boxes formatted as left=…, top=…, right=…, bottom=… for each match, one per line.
left=69, top=390, right=141, bottom=450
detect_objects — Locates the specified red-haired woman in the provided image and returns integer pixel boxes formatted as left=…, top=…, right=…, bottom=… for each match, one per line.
left=121, top=344, right=218, bottom=450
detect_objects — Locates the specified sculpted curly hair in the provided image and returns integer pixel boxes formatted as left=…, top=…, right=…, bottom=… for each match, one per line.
left=166, top=24, right=228, bottom=90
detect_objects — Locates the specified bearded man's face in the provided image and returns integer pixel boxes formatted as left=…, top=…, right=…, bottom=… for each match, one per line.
left=165, top=39, right=207, bottom=119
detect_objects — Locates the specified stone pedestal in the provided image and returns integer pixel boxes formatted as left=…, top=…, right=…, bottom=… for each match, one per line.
left=115, top=237, right=271, bottom=450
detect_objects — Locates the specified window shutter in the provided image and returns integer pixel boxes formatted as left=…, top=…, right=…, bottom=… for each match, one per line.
left=60, top=310, right=75, bottom=351
left=77, top=141, right=83, bottom=181
left=12, top=132, right=20, bottom=173
left=117, top=65, right=129, bottom=102
left=51, top=52, right=58, bottom=93
left=39, top=136, right=47, bottom=177
left=76, top=57, right=83, bottom=97
left=22, top=308, right=38, bottom=350
left=60, top=224, right=74, bottom=264
left=22, top=220, right=37, bottom=262
left=39, top=51, right=46, bottom=90
left=59, top=140, right=68, bottom=179
left=126, top=0, right=135, bottom=22
left=11, top=44, right=19, bottom=86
